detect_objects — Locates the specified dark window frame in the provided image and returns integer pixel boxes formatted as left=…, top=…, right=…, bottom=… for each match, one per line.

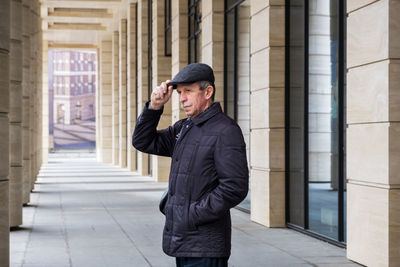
left=285, top=0, right=347, bottom=247
left=188, top=0, right=202, bottom=63
left=164, top=0, right=172, bottom=56
left=223, top=0, right=245, bottom=121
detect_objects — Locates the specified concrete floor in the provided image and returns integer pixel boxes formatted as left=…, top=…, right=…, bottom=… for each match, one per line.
left=10, top=154, right=361, bottom=267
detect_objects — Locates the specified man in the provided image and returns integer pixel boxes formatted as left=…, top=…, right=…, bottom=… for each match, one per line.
left=132, top=63, right=248, bottom=267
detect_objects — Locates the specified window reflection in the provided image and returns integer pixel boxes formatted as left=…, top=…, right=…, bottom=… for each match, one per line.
left=288, top=0, right=346, bottom=243
left=225, top=0, right=250, bottom=211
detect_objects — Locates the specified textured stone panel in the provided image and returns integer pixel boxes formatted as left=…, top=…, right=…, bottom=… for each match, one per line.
left=250, top=169, right=285, bottom=227
left=0, top=0, right=10, bottom=51
left=389, top=123, right=400, bottom=185
left=347, top=0, right=388, bottom=68
left=347, top=183, right=389, bottom=267
left=0, top=114, right=9, bottom=179
left=0, top=181, right=9, bottom=265
left=251, top=47, right=285, bottom=91
left=250, top=129, right=269, bottom=170
left=347, top=0, right=378, bottom=13
left=22, top=158, right=30, bottom=204
left=9, top=166, right=22, bottom=227
left=10, top=42, right=22, bottom=82
left=0, top=53, right=10, bottom=114
left=251, top=6, right=284, bottom=54
left=389, top=188, right=400, bottom=264
left=10, top=124, right=22, bottom=165
left=389, top=61, right=400, bottom=122
left=250, top=0, right=284, bottom=16
left=348, top=60, right=389, bottom=124
left=251, top=89, right=269, bottom=129
left=347, top=123, right=389, bottom=185
left=389, top=1, right=400, bottom=59
left=9, top=82, right=22, bottom=123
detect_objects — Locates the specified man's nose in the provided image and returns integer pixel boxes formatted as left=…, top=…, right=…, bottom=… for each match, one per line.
left=179, top=92, right=187, bottom=103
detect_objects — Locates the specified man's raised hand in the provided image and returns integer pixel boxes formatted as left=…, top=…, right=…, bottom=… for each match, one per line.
left=149, top=80, right=173, bottom=110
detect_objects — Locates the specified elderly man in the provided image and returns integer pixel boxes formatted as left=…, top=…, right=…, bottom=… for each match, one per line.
left=132, top=63, right=248, bottom=267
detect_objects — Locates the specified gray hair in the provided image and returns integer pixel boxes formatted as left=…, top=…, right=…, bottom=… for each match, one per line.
left=197, top=81, right=215, bottom=101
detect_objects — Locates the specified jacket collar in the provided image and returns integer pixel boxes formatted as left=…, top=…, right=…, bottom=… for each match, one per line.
left=192, top=102, right=222, bottom=126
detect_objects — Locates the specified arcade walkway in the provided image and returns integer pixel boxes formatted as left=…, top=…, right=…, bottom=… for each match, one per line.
left=10, top=153, right=360, bottom=267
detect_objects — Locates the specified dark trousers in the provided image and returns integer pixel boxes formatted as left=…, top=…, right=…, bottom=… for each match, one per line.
left=176, top=257, right=228, bottom=267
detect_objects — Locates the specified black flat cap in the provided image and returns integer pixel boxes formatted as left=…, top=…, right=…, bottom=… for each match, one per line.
left=169, top=63, right=215, bottom=89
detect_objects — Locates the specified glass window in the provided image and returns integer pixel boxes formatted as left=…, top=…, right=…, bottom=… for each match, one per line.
left=225, top=0, right=250, bottom=212
left=165, top=0, right=172, bottom=56
left=287, top=0, right=346, bottom=244
left=188, top=0, right=202, bottom=63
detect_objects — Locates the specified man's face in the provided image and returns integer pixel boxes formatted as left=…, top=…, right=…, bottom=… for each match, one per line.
left=176, top=83, right=211, bottom=118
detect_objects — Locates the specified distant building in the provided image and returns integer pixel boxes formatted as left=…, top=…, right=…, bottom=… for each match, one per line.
left=48, top=50, right=97, bottom=126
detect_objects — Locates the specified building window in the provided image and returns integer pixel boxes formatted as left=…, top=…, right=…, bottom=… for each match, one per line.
left=188, top=0, right=202, bottom=63
left=89, top=103, right=94, bottom=116
left=224, top=0, right=250, bottom=212
left=164, top=0, right=172, bottom=56
left=286, top=0, right=346, bottom=245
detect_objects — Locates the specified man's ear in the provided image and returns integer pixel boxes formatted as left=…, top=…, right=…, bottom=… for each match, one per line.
left=205, top=86, right=213, bottom=99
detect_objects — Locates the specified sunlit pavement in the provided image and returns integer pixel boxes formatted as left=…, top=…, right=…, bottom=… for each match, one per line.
left=10, top=153, right=360, bottom=267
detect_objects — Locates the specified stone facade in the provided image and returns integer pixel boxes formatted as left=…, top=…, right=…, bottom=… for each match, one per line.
left=1, top=1, right=400, bottom=266
left=346, top=0, right=400, bottom=265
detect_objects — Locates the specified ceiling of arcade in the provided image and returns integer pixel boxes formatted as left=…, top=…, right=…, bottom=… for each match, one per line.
left=40, top=0, right=136, bottom=49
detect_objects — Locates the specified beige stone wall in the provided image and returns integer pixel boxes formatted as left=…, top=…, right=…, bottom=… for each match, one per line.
left=249, top=0, right=285, bottom=227
left=237, top=4, right=251, bottom=165
left=171, top=0, right=188, bottom=123
left=22, top=0, right=31, bottom=204
left=100, top=39, right=113, bottom=163
left=0, top=0, right=10, bottom=264
left=137, top=0, right=149, bottom=176
left=119, top=19, right=127, bottom=168
left=112, top=31, right=120, bottom=165
left=201, top=0, right=224, bottom=105
left=150, top=0, right=172, bottom=182
left=10, top=0, right=23, bottom=228
left=96, top=46, right=101, bottom=162
left=346, top=1, right=400, bottom=266
left=127, top=3, right=137, bottom=172
left=30, top=0, right=43, bottom=189
left=42, top=40, right=49, bottom=165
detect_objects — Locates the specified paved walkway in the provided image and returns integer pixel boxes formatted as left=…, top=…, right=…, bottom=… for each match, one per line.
left=10, top=154, right=361, bottom=267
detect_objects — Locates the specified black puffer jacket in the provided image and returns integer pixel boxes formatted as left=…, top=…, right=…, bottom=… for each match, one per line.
left=132, top=102, right=248, bottom=258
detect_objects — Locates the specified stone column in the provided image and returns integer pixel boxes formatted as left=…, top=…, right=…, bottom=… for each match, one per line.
left=137, top=0, right=149, bottom=176
left=127, top=3, right=137, bottom=172
left=30, top=0, right=42, bottom=188
left=201, top=0, right=224, bottom=105
left=346, top=1, right=400, bottom=266
left=36, top=0, right=43, bottom=181
left=22, top=0, right=31, bottom=204
left=119, top=19, right=127, bottom=168
left=171, top=0, right=187, bottom=124
left=42, top=40, right=49, bottom=165
left=0, top=1, right=10, bottom=264
left=96, top=47, right=101, bottom=162
left=9, top=0, right=23, bottom=228
left=150, top=0, right=172, bottom=182
left=30, top=1, right=37, bottom=190
left=249, top=0, right=285, bottom=227
left=112, top=31, right=120, bottom=165
left=100, top=39, right=113, bottom=163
